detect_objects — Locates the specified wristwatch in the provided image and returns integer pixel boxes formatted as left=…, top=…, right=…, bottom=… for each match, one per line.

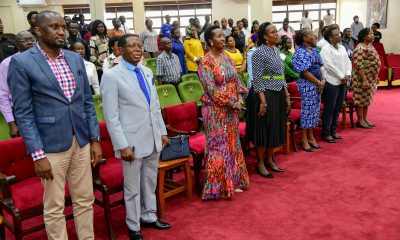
left=91, top=136, right=101, bottom=142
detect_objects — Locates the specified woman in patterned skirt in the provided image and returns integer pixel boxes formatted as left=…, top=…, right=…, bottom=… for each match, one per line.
left=198, top=26, right=249, bottom=199
left=352, top=28, right=381, bottom=128
left=293, top=29, right=325, bottom=152
left=246, top=22, right=289, bottom=178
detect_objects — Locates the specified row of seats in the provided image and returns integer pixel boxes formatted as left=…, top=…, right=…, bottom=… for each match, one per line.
left=372, top=43, right=400, bottom=88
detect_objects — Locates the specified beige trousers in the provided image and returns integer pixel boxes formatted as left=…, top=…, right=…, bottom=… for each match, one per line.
left=41, top=137, right=94, bottom=240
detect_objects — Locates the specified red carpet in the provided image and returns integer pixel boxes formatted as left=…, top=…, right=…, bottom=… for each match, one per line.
left=6, top=89, right=400, bottom=240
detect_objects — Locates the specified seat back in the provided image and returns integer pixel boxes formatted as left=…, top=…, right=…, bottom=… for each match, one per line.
left=243, top=72, right=249, bottom=87
left=162, top=102, right=199, bottom=136
left=99, top=122, right=114, bottom=159
left=177, top=81, right=204, bottom=106
left=156, top=84, right=182, bottom=108
left=0, top=138, right=35, bottom=182
left=181, top=73, right=200, bottom=82
left=92, top=94, right=104, bottom=122
left=145, top=58, right=157, bottom=75
left=0, top=114, right=11, bottom=140
left=287, top=82, right=301, bottom=109
left=387, top=54, right=400, bottom=79
left=378, top=55, right=388, bottom=81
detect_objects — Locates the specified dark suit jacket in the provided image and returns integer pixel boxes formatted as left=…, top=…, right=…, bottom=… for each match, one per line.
left=7, top=44, right=99, bottom=154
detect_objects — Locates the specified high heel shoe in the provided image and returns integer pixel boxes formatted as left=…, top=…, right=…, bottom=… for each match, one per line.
left=321, top=137, right=336, bottom=143
left=300, top=143, right=314, bottom=152
left=255, top=165, right=274, bottom=178
left=356, top=122, right=372, bottom=129
left=264, top=160, right=285, bottom=172
left=308, top=142, right=322, bottom=148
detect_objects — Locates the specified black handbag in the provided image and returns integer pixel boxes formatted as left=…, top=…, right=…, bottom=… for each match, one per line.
left=160, top=135, right=190, bottom=161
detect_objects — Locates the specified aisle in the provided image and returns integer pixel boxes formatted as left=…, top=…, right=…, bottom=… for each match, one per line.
left=6, top=89, right=400, bottom=240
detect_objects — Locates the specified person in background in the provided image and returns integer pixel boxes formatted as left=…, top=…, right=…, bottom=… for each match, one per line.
left=293, top=28, right=324, bottom=152
left=140, top=19, right=159, bottom=58
left=314, top=20, right=325, bottom=41
left=89, top=19, right=109, bottom=80
left=246, top=22, right=259, bottom=51
left=171, top=27, right=187, bottom=76
left=242, top=18, right=251, bottom=47
left=350, top=15, right=364, bottom=40
left=352, top=28, right=381, bottom=129
left=228, top=18, right=234, bottom=28
left=199, top=26, right=249, bottom=199
left=221, top=18, right=231, bottom=37
left=213, top=20, right=220, bottom=27
left=108, top=17, right=124, bottom=38
left=247, top=22, right=288, bottom=178
left=300, top=10, right=313, bottom=29
left=119, top=15, right=130, bottom=34
left=202, top=15, right=212, bottom=34
left=185, top=18, right=195, bottom=38
left=101, top=34, right=171, bottom=240
left=8, top=11, right=101, bottom=240
left=160, top=15, right=172, bottom=38
left=278, top=18, right=295, bottom=49
left=320, top=27, right=351, bottom=143
left=102, top=36, right=120, bottom=72
left=323, top=9, right=334, bottom=26
left=280, top=35, right=299, bottom=83
left=231, top=26, right=245, bottom=54
left=341, top=28, right=356, bottom=57
left=156, top=37, right=181, bottom=86
left=0, top=19, right=18, bottom=63
left=64, top=16, right=71, bottom=26
left=78, top=13, right=89, bottom=39
left=183, top=25, right=204, bottom=74
left=193, top=18, right=202, bottom=37
left=27, top=11, right=38, bottom=38
left=65, top=21, right=90, bottom=60
left=83, top=22, right=92, bottom=42
left=0, top=31, right=35, bottom=138
left=246, top=34, right=258, bottom=88
left=172, top=21, right=179, bottom=29
left=316, top=26, right=329, bottom=50
left=71, top=41, right=100, bottom=95
left=224, top=36, right=246, bottom=75
left=371, top=22, right=382, bottom=43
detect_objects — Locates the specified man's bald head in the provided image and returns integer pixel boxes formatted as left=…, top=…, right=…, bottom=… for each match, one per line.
left=35, top=11, right=63, bottom=28
left=15, top=31, right=35, bottom=52
left=161, top=37, right=172, bottom=53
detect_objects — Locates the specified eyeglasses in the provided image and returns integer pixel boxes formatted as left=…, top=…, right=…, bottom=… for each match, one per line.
left=48, top=24, right=67, bottom=31
left=125, top=44, right=142, bottom=49
left=18, top=38, right=36, bottom=43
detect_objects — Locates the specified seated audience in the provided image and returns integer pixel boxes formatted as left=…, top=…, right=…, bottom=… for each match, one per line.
left=0, top=31, right=35, bottom=138
left=71, top=41, right=100, bottom=95
left=89, top=19, right=109, bottom=79
left=320, top=27, right=352, bottom=143
left=156, top=38, right=182, bottom=86
left=224, top=35, right=246, bottom=75
left=371, top=22, right=382, bottom=43
left=280, top=35, right=299, bottom=83
left=140, top=19, right=158, bottom=58
left=108, top=17, right=124, bottom=38
left=183, top=25, right=204, bottom=74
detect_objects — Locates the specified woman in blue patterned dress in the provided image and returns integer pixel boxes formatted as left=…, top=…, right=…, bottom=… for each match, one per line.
left=293, top=28, right=325, bottom=152
left=198, top=26, right=249, bottom=199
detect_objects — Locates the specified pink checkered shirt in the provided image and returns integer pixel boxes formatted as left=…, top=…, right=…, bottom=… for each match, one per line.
left=31, top=44, right=76, bottom=161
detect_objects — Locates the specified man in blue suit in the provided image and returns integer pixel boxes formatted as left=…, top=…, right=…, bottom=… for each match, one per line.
left=7, top=11, right=101, bottom=240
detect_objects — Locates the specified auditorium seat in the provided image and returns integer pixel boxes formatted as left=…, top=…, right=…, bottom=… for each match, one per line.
left=162, top=102, right=205, bottom=195
left=177, top=81, right=204, bottom=107
left=156, top=84, right=182, bottom=108
left=0, top=137, right=72, bottom=239
left=92, top=122, right=124, bottom=240
left=0, top=114, right=11, bottom=141
left=93, top=94, right=104, bottom=122
left=386, top=54, right=400, bottom=86
left=181, top=73, right=200, bottom=82
left=145, top=58, right=157, bottom=75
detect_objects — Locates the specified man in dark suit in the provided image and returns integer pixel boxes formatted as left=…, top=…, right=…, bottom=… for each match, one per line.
left=8, top=11, right=101, bottom=240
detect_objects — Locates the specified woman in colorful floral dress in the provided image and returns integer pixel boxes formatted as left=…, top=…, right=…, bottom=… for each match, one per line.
left=293, top=28, right=325, bottom=152
left=352, top=28, right=381, bottom=129
left=198, top=26, right=249, bottom=200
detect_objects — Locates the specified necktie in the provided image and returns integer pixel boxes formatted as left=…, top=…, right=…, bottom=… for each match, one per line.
left=134, top=67, right=150, bottom=105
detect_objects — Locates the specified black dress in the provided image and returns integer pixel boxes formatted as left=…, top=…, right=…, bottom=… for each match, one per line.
left=246, top=45, right=287, bottom=148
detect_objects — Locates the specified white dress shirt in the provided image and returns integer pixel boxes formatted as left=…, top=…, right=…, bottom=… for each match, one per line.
left=242, top=28, right=251, bottom=46
left=84, top=60, right=100, bottom=94
left=320, top=44, right=352, bottom=86
left=317, top=38, right=329, bottom=49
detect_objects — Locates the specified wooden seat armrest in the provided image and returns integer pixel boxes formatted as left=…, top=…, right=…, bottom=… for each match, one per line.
left=92, top=159, right=106, bottom=182
left=0, top=172, right=16, bottom=201
left=166, top=125, right=196, bottom=136
left=0, top=172, right=16, bottom=184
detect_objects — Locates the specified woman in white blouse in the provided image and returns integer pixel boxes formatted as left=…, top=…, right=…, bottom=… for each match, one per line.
left=320, top=26, right=352, bottom=143
left=71, top=41, right=100, bottom=95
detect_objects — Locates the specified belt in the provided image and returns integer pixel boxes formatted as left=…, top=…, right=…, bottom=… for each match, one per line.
left=262, top=75, right=284, bottom=80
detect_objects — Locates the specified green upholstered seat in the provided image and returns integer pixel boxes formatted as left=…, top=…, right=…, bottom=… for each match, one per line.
left=181, top=73, right=200, bottom=82
left=177, top=81, right=204, bottom=107
left=92, top=94, right=104, bottom=122
left=156, top=84, right=182, bottom=108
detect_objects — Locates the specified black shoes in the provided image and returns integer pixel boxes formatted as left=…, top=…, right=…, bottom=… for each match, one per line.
left=128, top=230, right=143, bottom=240
left=308, top=142, right=322, bottom=148
left=300, top=143, right=314, bottom=152
left=322, top=137, right=336, bottom=143
left=331, top=133, right=343, bottom=140
left=356, top=122, right=372, bottom=129
left=255, top=165, right=274, bottom=178
left=141, top=219, right=171, bottom=230
left=264, top=160, right=285, bottom=172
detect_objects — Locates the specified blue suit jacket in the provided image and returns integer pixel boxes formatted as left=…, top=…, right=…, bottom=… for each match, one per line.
left=7, top=45, right=99, bottom=154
